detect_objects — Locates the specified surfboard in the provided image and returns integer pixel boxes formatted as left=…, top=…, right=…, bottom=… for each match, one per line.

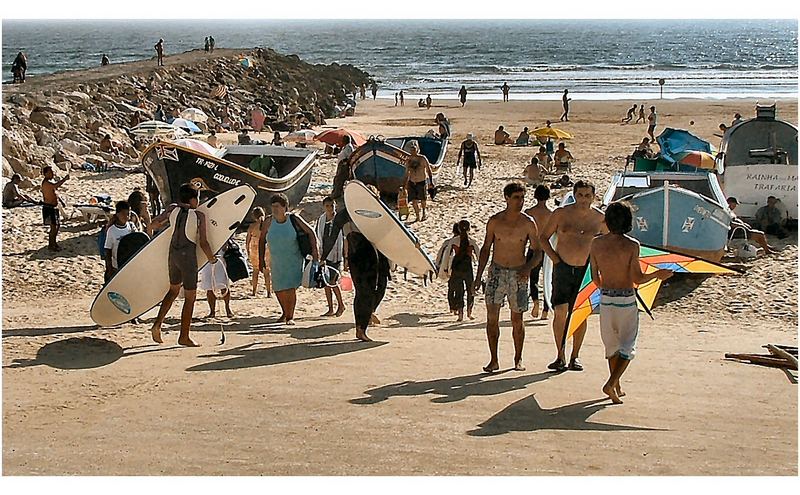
left=344, top=180, right=436, bottom=278
left=90, top=185, right=256, bottom=327
left=542, top=191, right=575, bottom=310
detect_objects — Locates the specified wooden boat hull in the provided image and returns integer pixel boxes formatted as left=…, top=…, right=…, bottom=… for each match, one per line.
left=351, top=136, right=448, bottom=195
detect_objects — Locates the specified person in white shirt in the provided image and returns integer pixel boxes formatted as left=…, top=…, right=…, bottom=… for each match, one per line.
left=104, top=201, right=136, bottom=282
left=316, top=196, right=347, bottom=316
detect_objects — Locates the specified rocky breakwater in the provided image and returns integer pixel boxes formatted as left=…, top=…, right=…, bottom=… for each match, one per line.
left=2, top=47, right=373, bottom=187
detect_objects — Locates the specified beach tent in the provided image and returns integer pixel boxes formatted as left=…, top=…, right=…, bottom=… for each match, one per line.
left=179, top=108, right=209, bottom=123
left=170, top=118, right=202, bottom=134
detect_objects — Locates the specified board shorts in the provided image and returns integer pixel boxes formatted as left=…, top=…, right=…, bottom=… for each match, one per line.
left=407, top=180, right=427, bottom=202
left=42, top=204, right=60, bottom=226
left=168, top=247, right=199, bottom=290
left=647, top=124, right=656, bottom=134
left=599, top=288, right=639, bottom=360
left=485, top=263, right=529, bottom=313
left=551, top=261, right=587, bottom=307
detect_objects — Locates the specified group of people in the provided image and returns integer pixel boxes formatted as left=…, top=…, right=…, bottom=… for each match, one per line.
left=203, top=36, right=216, bottom=53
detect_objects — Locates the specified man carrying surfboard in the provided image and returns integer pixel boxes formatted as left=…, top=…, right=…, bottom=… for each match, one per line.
left=403, top=142, right=435, bottom=222
left=147, top=184, right=217, bottom=346
left=473, top=182, right=542, bottom=373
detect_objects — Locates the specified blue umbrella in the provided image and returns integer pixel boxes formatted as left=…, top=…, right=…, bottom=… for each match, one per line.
left=170, top=118, right=202, bottom=134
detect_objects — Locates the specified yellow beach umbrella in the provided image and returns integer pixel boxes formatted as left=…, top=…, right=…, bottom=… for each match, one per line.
left=530, top=127, right=573, bottom=140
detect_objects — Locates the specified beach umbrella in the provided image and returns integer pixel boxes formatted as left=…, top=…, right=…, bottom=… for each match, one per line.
left=315, top=128, right=367, bottom=148
left=284, top=129, right=318, bottom=143
left=170, top=118, right=202, bottom=134
left=530, top=126, right=573, bottom=140
left=171, top=138, right=220, bottom=156
left=673, top=150, right=717, bottom=170
left=179, top=107, right=209, bottom=123
left=130, top=120, right=182, bottom=137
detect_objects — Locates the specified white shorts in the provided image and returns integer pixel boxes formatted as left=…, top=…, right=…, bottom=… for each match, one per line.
left=199, top=258, right=230, bottom=292
left=599, top=290, right=639, bottom=360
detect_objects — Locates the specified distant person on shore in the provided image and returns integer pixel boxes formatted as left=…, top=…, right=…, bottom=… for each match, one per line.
left=154, top=39, right=165, bottom=66
left=209, top=36, right=215, bottom=53
left=251, top=104, right=266, bottom=132
left=399, top=90, right=404, bottom=106
left=473, top=182, right=541, bottom=373
left=524, top=185, right=553, bottom=319
left=727, top=197, right=777, bottom=254
left=523, top=156, right=545, bottom=186
left=459, top=85, right=468, bottom=107
left=539, top=180, right=607, bottom=372
left=100, top=134, right=123, bottom=155
left=104, top=201, right=136, bottom=283
left=426, top=94, right=432, bottom=109
left=635, top=103, right=646, bottom=123
left=456, top=133, right=481, bottom=188
left=246, top=206, right=272, bottom=297
left=394, top=92, right=399, bottom=106
left=101, top=54, right=110, bottom=66
left=204, top=37, right=210, bottom=53
left=494, top=126, right=513, bottom=145
left=516, top=127, right=530, bottom=146
left=41, top=166, right=69, bottom=252
left=271, top=131, right=283, bottom=146
left=754, top=196, right=788, bottom=239
left=2, top=174, right=35, bottom=208
left=206, top=130, right=219, bottom=148
left=501, top=82, right=510, bottom=102
left=11, top=51, right=27, bottom=83
left=731, top=112, right=743, bottom=127
left=403, top=142, right=435, bottom=222
left=417, top=98, right=425, bottom=108
left=238, top=129, right=253, bottom=145
left=589, top=202, right=673, bottom=404
left=360, top=83, right=367, bottom=100
left=622, top=104, right=637, bottom=124
left=147, top=184, right=216, bottom=346
left=371, top=82, right=378, bottom=100
left=560, top=89, right=571, bottom=122
left=316, top=196, right=347, bottom=317
left=535, top=146, right=553, bottom=173
left=647, top=106, right=658, bottom=142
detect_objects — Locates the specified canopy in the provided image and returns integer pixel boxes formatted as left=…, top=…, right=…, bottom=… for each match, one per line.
left=170, top=138, right=219, bottom=156
left=656, top=128, right=713, bottom=164
left=530, top=126, right=573, bottom=140
left=170, top=118, right=202, bottom=134
left=179, top=108, right=209, bottom=123
left=315, top=128, right=367, bottom=148
left=131, top=120, right=185, bottom=137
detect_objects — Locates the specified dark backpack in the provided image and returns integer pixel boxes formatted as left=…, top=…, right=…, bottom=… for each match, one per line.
left=223, top=240, right=250, bottom=282
left=289, top=213, right=313, bottom=258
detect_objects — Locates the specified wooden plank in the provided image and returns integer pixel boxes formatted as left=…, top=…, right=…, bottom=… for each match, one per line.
left=765, top=345, right=799, bottom=369
left=724, top=353, right=796, bottom=369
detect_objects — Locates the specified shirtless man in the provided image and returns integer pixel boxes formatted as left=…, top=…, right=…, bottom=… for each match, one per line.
left=539, top=180, right=607, bottom=372
left=524, top=185, right=554, bottom=319
left=474, top=182, right=542, bottom=373
left=403, top=143, right=434, bottom=222
left=494, top=126, right=513, bottom=145
left=41, top=166, right=69, bottom=251
left=589, top=202, right=672, bottom=403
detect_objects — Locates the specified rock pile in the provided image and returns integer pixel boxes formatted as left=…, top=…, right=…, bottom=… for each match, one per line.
left=2, top=47, right=373, bottom=186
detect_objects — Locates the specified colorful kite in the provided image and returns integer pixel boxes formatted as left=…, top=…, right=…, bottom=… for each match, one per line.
left=565, top=244, right=742, bottom=337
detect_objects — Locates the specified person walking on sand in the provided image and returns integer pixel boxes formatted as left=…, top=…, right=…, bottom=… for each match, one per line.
left=647, top=106, right=658, bottom=142
left=40, top=166, right=69, bottom=252
left=403, top=142, right=435, bottom=221
left=524, top=185, right=554, bottom=319
left=147, top=184, right=217, bottom=346
left=459, top=85, right=468, bottom=107
left=103, top=200, right=137, bottom=283
left=636, top=103, right=646, bottom=123
left=399, top=90, right=404, bottom=107
left=331, top=135, right=356, bottom=205
left=395, top=92, right=399, bottom=106
left=426, top=94, right=432, bottom=109
left=589, top=202, right=672, bottom=403
left=474, top=182, right=542, bottom=373
left=448, top=219, right=481, bottom=321
left=371, top=82, right=378, bottom=100
left=560, top=89, right=571, bottom=122
left=456, top=133, right=481, bottom=188
left=316, top=196, right=347, bottom=317
left=501, top=82, right=510, bottom=102
left=622, top=104, right=637, bottom=124
left=246, top=207, right=271, bottom=297
left=539, top=180, right=607, bottom=372
left=154, top=38, right=164, bottom=66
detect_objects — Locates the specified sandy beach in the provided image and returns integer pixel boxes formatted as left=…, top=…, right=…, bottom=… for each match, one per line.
left=2, top=94, right=797, bottom=475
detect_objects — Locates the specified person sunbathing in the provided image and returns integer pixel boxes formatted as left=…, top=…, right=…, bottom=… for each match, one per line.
left=494, top=126, right=513, bottom=145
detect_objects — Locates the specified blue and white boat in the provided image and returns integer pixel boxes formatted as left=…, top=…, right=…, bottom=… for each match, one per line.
left=603, top=171, right=733, bottom=261
left=350, top=135, right=448, bottom=195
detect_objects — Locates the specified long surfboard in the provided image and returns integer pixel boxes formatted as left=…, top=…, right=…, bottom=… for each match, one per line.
left=344, top=180, right=436, bottom=278
left=90, top=185, right=256, bottom=327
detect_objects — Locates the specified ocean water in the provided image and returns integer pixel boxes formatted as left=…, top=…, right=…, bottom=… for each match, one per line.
left=2, top=19, right=798, bottom=100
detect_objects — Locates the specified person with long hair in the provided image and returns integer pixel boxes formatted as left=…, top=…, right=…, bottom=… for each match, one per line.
left=246, top=206, right=271, bottom=297
left=448, top=220, right=481, bottom=321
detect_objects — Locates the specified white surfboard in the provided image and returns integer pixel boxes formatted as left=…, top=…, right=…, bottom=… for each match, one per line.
left=90, top=185, right=256, bottom=327
left=344, top=180, right=436, bottom=278
left=542, top=191, right=575, bottom=310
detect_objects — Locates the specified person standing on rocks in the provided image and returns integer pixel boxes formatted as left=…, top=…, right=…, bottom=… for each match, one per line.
left=11, top=51, right=27, bottom=83
left=204, top=37, right=210, bottom=53
left=209, top=36, right=215, bottom=53
left=154, top=39, right=164, bottom=66
left=40, top=166, right=69, bottom=252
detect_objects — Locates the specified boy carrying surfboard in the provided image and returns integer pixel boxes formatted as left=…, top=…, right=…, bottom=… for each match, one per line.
left=147, top=184, right=217, bottom=346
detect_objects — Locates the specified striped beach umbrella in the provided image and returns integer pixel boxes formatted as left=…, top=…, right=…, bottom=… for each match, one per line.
left=211, top=85, right=228, bottom=99
left=674, top=150, right=717, bottom=170
left=179, top=107, right=209, bottom=123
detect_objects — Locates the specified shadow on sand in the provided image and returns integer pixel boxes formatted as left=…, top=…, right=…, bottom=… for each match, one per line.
left=350, top=370, right=553, bottom=405
left=4, top=337, right=178, bottom=370
left=467, top=394, right=667, bottom=436
left=186, top=339, right=387, bottom=372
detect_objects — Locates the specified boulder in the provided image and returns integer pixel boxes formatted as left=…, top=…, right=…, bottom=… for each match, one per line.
left=29, top=145, right=57, bottom=165
left=6, top=156, right=38, bottom=179
left=2, top=156, right=13, bottom=178
left=32, top=101, right=71, bottom=115
left=29, top=111, right=71, bottom=129
left=2, top=129, right=28, bottom=163
left=59, top=138, right=91, bottom=156
left=64, top=91, right=91, bottom=104
left=34, top=128, right=59, bottom=147
left=83, top=154, right=108, bottom=167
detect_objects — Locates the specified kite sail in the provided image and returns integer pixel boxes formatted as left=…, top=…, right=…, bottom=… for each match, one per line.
left=565, top=244, right=741, bottom=337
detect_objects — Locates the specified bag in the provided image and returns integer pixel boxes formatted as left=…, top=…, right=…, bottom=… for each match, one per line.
left=727, top=226, right=758, bottom=259
left=289, top=213, right=313, bottom=258
left=302, top=259, right=320, bottom=289
left=223, top=240, right=250, bottom=282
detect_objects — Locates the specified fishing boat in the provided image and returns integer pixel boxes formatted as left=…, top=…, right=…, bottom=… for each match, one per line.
left=603, top=171, right=733, bottom=261
left=719, top=104, right=798, bottom=220
left=142, top=139, right=317, bottom=213
left=350, top=135, right=448, bottom=195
